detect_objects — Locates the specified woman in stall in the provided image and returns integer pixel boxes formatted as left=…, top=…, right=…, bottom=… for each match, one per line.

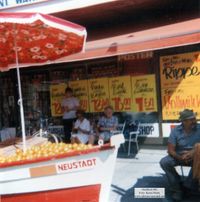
left=71, top=109, right=91, bottom=144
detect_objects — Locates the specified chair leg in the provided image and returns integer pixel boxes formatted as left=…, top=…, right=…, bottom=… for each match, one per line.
left=122, top=142, right=126, bottom=152
left=136, top=141, right=139, bottom=152
left=128, top=140, right=131, bottom=156
left=180, top=166, right=184, bottom=180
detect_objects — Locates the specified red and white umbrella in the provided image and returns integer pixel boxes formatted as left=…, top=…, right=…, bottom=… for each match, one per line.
left=0, top=13, right=87, bottom=151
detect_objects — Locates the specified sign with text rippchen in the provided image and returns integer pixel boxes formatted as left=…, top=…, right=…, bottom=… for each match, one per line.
left=160, top=51, right=200, bottom=120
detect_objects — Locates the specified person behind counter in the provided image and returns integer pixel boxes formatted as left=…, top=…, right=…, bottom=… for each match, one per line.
left=97, top=105, right=118, bottom=143
left=160, top=109, right=200, bottom=201
left=61, top=87, right=80, bottom=143
left=71, top=109, right=91, bottom=144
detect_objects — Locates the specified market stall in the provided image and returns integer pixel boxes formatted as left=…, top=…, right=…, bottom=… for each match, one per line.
left=0, top=134, right=124, bottom=202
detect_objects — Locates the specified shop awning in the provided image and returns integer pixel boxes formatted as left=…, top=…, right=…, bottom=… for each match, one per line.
left=59, top=18, right=200, bottom=62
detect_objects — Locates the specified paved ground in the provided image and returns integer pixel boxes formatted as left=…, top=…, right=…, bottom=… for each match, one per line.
left=109, top=144, right=200, bottom=202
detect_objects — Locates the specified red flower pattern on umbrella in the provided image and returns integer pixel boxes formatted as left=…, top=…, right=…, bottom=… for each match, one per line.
left=0, top=13, right=86, bottom=69
left=0, top=13, right=86, bottom=151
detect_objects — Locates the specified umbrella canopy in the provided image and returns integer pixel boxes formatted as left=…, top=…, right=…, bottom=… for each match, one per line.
left=0, top=13, right=87, bottom=151
left=0, top=12, right=86, bottom=70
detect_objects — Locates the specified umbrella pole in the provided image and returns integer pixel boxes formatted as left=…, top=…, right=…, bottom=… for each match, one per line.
left=13, top=26, right=26, bottom=152
left=16, top=67, right=27, bottom=152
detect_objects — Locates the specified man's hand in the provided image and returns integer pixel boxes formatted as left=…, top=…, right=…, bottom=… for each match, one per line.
left=180, top=150, right=194, bottom=164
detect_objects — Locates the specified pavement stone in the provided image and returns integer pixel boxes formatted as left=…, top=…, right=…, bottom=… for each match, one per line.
left=109, top=145, right=200, bottom=202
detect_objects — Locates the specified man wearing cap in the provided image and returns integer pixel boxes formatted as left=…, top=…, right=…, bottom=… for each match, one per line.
left=160, top=109, right=200, bottom=201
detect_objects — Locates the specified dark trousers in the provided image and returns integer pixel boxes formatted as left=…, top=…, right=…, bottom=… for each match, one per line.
left=160, top=155, right=198, bottom=192
left=63, top=118, right=75, bottom=143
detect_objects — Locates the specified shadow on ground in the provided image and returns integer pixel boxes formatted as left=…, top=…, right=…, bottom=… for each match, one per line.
left=111, top=174, right=200, bottom=202
left=117, top=143, right=138, bottom=159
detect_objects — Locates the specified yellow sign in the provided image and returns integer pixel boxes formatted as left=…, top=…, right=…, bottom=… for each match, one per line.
left=88, top=78, right=110, bottom=112
left=132, top=74, right=157, bottom=112
left=160, top=51, right=200, bottom=120
left=161, top=87, right=200, bottom=119
left=69, top=80, right=89, bottom=112
left=109, top=76, right=132, bottom=111
left=50, top=84, right=67, bottom=117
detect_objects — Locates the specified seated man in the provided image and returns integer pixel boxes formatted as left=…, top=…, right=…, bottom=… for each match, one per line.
left=71, top=109, right=91, bottom=144
left=97, top=105, right=118, bottom=143
left=160, top=109, right=200, bottom=201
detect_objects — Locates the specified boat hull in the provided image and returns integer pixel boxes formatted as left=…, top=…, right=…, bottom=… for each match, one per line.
left=0, top=134, right=124, bottom=202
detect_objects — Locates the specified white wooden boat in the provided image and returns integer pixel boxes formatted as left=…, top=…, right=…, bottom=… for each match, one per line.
left=0, top=134, right=124, bottom=202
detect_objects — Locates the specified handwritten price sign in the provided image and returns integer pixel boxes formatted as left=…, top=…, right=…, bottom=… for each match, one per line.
left=109, top=76, right=132, bottom=112
left=160, top=51, right=200, bottom=120
left=132, top=75, right=157, bottom=112
left=50, top=84, right=67, bottom=117
left=88, top=78, right=109, bottom=112
left=69, top=80, right=89, bottom=112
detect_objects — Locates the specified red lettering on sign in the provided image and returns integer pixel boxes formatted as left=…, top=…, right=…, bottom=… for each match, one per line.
left=52, top=102, right=62, bottom=115
left=92, top=99, right=109, bottom=111
left=135, top=97, right=143, bottom=111
left=80, top=100, right=88, bottom=111
left=144, top=98, right=154, bottom=110
left=57, top=158, right=97, bottom=172
left=112, top=97, right=131, bottom=111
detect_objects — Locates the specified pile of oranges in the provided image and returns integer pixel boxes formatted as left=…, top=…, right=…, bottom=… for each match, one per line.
left=0, top=142, right=93, bottom=164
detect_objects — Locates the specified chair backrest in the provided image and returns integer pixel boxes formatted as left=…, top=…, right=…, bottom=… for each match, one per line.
left=129, top=121, right=140, bottom=138
left=116, top=121, right=126, bottom=134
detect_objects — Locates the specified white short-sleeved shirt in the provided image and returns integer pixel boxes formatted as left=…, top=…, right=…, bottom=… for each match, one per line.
left=61, top=97, right=79, bottom=119
left=74, top=118, right=91, bottom=135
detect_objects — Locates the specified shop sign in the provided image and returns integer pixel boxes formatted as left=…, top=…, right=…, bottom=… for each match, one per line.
left=88, top=78, right=109, bottom=112
left=69, top=80, right=89, bottom=112
left=0, top=0, right=48, bottom=10
left=56, top=158, right=97, bottom=174
left=50, top=83, right=66, bottom=117
left=118, top=51, right=153, bottom=61
left=132, top=74, right=157, bottom=112
left=160, top=51, right=200, bottom=120
left=109, top=76, right=132, bottom=112
left=138, top=123, right=159, bottom=137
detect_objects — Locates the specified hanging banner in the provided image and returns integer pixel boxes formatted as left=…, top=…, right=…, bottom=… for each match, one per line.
left=50, top=83, right=66, bottom=117
left=109, top=76, right=132, bottom=111
left=160, top=51, right=200, bottom=120
left=69, top=80, right=89, bottom=112
left=88, top=78, right=109, bottom=112
left=132, top=74, right=157, bottom=112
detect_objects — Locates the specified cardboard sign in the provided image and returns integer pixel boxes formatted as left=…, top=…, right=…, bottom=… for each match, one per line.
left=88, top=78, right=110, bottom=112
left=69, top=80, right=89, bottom=112
left=132, top=74, right=157, bottom=112
left=160, top=51, right=200, bottom=120
left=109, top=76, right=132, bottom=111
left=50, top=83, right=66, bottom=117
